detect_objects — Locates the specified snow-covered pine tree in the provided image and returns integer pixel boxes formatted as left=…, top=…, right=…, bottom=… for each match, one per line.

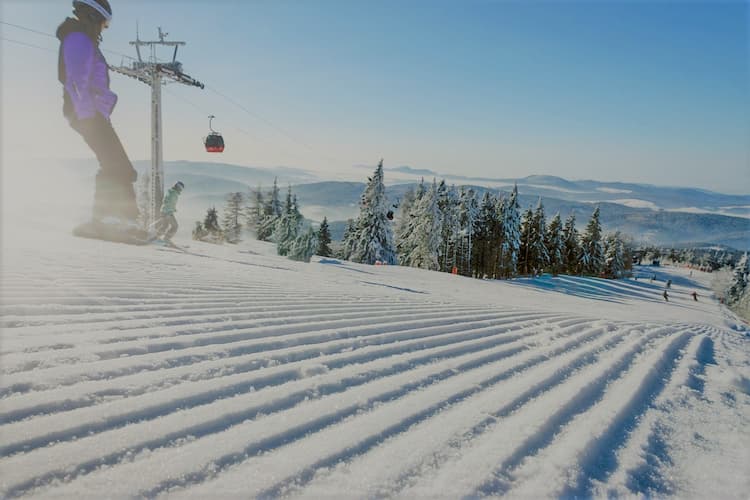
left=546, top=212, right=565, bottom=276
left=500, top=184, right=521, bottom=278
left=274, top=186, right=300, bottom=256
left=604, top=231, right=626, bottom=278
left=395, top=186, right=417, bottom=265
left=289, top=227, right=318, bottom=263
left=407, top=179, right=443, bottom=270
left=340, top=218, right=357, bottom=260
left=581, top=206, right=605, bottom=276
left=531, top=198, right=550, bottom=274
left=456, top=187, right=479, bottom=276
left=728, top=252, right=749, bottom=304
left=192, top=221, right=207, bottom=241
left=349, top=160, right=397, bottom=265
left=316, top=217, right=333, bottom=257
left=473, top=191, right=496, bottom=278
left=202, top=206, right=223, bottom=243
left=563, top=214, right=580, bottom=275
left=491, top=195, right=507, bottom=279
left=222, top=192, right=244, bottom=244
left=292, top=193, right=303, bottom=226
left=247, top=184, right=265, bottom=238
left=396, top=180, right=427, bottom=267
left=519, top=206, right=535, bottom=275
left=620, top=234, right=634, bottom=273
left=267, top=178, right=282, bottom=218
left=438, top=183, right=460, bottom=273
left=258, top=178, right=282, bottom=241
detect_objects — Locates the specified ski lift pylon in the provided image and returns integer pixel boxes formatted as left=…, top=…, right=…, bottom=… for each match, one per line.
left=204, top=115, right=225, bottom=153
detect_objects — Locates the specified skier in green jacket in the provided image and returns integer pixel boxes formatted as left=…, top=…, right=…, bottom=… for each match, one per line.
left=155, top=181, right=184, bottom=241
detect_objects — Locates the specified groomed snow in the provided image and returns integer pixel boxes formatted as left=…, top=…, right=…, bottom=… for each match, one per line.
left=1, top=168, right=749, bottom=498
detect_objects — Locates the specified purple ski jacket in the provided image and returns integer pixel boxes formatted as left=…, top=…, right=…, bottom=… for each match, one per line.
left=57, top=18, right=117, bottom=120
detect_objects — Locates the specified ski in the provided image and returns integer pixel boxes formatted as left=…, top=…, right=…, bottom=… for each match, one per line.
left=149, top=238, right=188, bottom=252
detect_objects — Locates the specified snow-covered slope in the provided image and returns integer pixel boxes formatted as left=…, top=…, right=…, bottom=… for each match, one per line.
left=1, top=218, right=749, bottom=498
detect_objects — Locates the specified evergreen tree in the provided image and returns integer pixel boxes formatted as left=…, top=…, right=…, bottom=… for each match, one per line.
left=728, top=252, right=749, bottom=304
left=266, top=178, right=282, bottom=218
left=258, top=178, right=282, bottom=241
left=340, top=218, right=357, bottom=260
left=473, top=191, right=496, bottom=278
left=395, top=181, right=428, bottom=267
left=407, top=179, right=442, bottom=270
left=257, top=215, right=277, bottom=242
left=292, top=193, right=303, bottom=226
left=546, top=213, right=565, bottom=276
left=289, top=227, right=318, bottom=263
left=204, top=206, right=221, bottom=232
left=192, top=221, right=207, bottom=241
left=563, top=214, right=580, bottom=275
left=438, top=183, right=460, bottom=273
left=222, top=192, right=244, bottom=244
left=456, top=187, right=479, bottom=276
left=581, top=206, right=605, bottom=276
left=202, top=206, right=223, bottom=243
left=395, top=187, right=418, bottom=265
left=529, top=199, right=550, bottom=275
left=274, top=186, right=300, bottom=256
left=248, top=184, right=265, bottom=238
left=621, top=233, right=635, bottom=274
left=500, top=184, right=522, bottom=278
left=316, top=217, right=333, bottom=257
left=519, top=207, right=534, bottom=275
left=350, top=160, right=397, bottom=265
left=490, top=195, right=507, bottom=279
left=604, top=231, right=626, bottom=278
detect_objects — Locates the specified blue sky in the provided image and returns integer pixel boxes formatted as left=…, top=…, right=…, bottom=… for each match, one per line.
left=1, top=0, right=748, bottom=193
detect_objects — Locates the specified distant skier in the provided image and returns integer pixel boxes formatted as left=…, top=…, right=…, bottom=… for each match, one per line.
left=663, top=290, right=669, bottom=302
left=154, top=182, right=184, bottom=241
left=666, top=279, right=672, bottom=289
left=57, top=0, right=144, bottom=240
left=692, top=291, right=698, bottom=301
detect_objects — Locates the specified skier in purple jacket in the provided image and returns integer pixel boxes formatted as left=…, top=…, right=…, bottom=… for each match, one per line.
left=57, top=0, right=143, bottom=238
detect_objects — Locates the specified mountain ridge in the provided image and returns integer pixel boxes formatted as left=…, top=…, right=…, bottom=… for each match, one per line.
left=51, top=159, right=749, bottom=248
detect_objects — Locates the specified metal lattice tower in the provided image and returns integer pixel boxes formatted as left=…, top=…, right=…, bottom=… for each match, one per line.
left=111, top=27, right=204, bottom=229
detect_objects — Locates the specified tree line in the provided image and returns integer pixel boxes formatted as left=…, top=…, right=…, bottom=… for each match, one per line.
left=192, top=160, right=633, bottom=279
left=192, top=178, right=332, bottom=263
left=340, top=161, right=632, bottom=279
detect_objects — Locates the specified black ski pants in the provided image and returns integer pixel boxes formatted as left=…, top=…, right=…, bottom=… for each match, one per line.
left=70, top=113, right=139, bottom=222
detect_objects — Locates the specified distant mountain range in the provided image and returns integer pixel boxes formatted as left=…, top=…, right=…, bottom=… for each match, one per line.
left=361, top=166, right=750, bottom=219
left=59, top=160, right=749, bottom=249
left=295, top=182, right=749, bottom=250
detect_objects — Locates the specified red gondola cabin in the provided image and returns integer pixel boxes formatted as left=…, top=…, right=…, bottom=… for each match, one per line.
left=204, top=115, right=224, bottom=153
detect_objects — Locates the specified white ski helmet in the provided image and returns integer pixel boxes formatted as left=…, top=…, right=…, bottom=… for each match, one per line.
left=73, top=0, right=112, bottom=23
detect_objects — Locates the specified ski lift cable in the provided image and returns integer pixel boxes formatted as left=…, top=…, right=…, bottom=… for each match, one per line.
left=163, top=86, right=278, bottom=147
left=2, top=21, right=356, bottom=167
left=0, top=21, right=136, bottom=62
left=204, top=85, right=314, bottom=152
left=0, top=36, right=58, bottom=53
left=0, top=34, right=318, bottom=161
left=163, top=86, right=335, bottom=163
left=0, top=21, right=57, bottom=39
left=203, top=84, right=348, bottom=166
